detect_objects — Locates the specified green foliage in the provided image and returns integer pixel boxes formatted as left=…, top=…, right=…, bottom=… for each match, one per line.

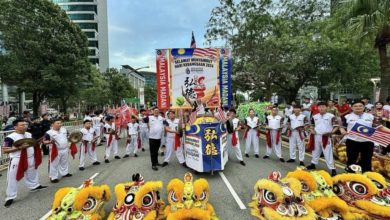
left=104, top=68, right=137, bottom=105
left=144, top=85, right=157, bottom=106
left=236, top=102, right=271, bottom=122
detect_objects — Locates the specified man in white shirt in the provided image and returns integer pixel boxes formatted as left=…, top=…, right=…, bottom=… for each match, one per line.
left=124, top=116, right=140, bottom=158
left=361, top=97, right=373, bottom=112
left=139, top=109, right=149, bottom=151
left=302, top=97, right=312, bottom=120
left=286, top=104, right=308, bottom=166
left=79, top=120, right=100, bottom=170
left=244, top=109, right=260, bottom=158
left=43, top=119, right=72, bottom=183
left=226, top=109, right=246, bottom=166
left=264, top=106, right=284, bottom=162
left=306, top=102, right=338, bottom=176
left=103, top=116, right=120, bottom=163
left=340, top=101, right=375, bottom=172
left=3, top=119, right=47, bottom=207
left=91, top=111, right=103, bottom=145
left=145, top=107, right=164, bottom=171
left=162, top=110, right=186, bottom=167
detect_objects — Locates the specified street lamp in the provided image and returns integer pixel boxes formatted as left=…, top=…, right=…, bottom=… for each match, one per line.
left=370, top=77, right=380, bottom=102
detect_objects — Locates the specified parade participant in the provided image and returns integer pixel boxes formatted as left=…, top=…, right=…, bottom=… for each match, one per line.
left=226, top=109, right=246, bottom=166
left=159, top=111, right=166, bottom=156
left=162, top=110, right=186, bottom=167
left=371, top=101, right=389, bottom=126
left=340, top=101, right=375, bottom=172
left=182, top=86, right=217, bottom=116
left=43, top=119, right=72, bottom=183
left=79, top=120, right=100, bottom=171
left=286, top=104, right=308, bottom=166
left=103, top=115, right=120, bottom=163
left=361, top=97, right=373, bottom=112
left=3, top=119, right=47, bottom=207
left=91, top=111, right=103, bottom=145
left=384, top=97, right=390, bottom=112
left=139, top=109, right=148, bottom=151
left=124, top=115, right=140, bottom=158
left=337, top=98, right=351, bottom=126
left=327, top=100, right=339, bottom=118
left=41, top=113, right=51, bottom=155
left=282, top=101, right=295, bottom=133
left=244, top=109, right=260, bottom=158
left=264, top=106, right=285, bottom=162
left=223, top=105, right=230, bottom=118
left=302, top=97, right=312, bottom=120
left=306, top=102, right=338, bottom=176
left=310, top=100, right=320, bottom=117
left=144, top=107, right=164, bottom=171
left=83, top=111, right=92, bottom=121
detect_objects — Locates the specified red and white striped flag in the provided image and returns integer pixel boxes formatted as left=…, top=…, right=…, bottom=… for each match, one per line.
left=217, top=107, right=226, bottom=121
left=193, top=48, right=218, bottom=58
left=349, top=123, right=390, bottom=147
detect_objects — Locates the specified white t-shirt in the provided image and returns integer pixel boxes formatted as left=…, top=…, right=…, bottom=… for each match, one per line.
left=345, top=112, right=374, bottom=142
left=3, top=132, right=34, bottom=158
left=81, top=127, right=95, bottom=142
left=384, top=104, right=390, bottom=112
left=312, top=113, right=335, bottom=135
left=46, top=128, right=68, bottom=150
left=165, top=118, right=179, bottom=138
left=147, top=115, right=164, bottom=139
left=266, top=115, right=283, bottom=130
left=127, top=122, right=139, bottom=135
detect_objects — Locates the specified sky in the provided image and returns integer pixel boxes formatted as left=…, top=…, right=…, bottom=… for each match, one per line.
left=107, top=0, right=221, bottom=72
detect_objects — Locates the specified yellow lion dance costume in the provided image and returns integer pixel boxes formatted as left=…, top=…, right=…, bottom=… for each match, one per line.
left=164, top=172, right=218, bottom=220
left=333, top=171, right=390, bottom=219
left=287, top=169, right=366, bottom=220
left=47, top=179, right=111, bottom=220
left=108, top=173, right=165, bottom=220
left=249, top=171, right=316, bottom=220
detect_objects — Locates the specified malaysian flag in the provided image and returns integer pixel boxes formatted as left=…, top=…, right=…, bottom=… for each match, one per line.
left=193, top=48, right=218, bottom=58
left=190, top=31, right=196, bottom=48
left=349, top=123, right=390, bottom=146
left=217, top=107, right=226, bottom=121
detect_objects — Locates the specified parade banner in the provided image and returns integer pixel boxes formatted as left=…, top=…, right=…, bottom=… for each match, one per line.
left=156, top=49, right=170, bottom=109
left=219, top=48, right=232, bottom=107
left=169, top=48, right=220, bottom=109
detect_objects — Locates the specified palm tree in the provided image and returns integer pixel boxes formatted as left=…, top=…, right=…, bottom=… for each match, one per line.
left=337, top=0, right=390, bottom=101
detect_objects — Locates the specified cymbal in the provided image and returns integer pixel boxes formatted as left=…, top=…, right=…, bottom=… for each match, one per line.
left=68, top=132, right=82, bottom=143
left=14, top=138, right=37, bottom=147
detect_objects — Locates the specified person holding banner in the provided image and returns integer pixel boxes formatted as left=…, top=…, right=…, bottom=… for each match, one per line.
left=161, top=110, right=186, bottom=167
left=264, top=106, right=285, bottom=162
left=103, top=116, right=121, bottom=163
left=79, top=120, right=100, bottom=171
left=244, top=109, right=260, bottom=158
left=144, top=107, right=164, bottom=171
left=225, top=109, right=246, bottom=166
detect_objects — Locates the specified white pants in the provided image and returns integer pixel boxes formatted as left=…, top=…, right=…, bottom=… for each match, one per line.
left=227, top=133, right=243, bottom=161
left=140, top=128, right=149, bottom=149
left=289, top=130, right=305, bottom=161
left=245, top=129, right=259, bottom=155
left=79, top=142, right=98, bottom=167
left=159, top=135, right=166, bottom=153
left=164, top=136, right=185, bottom=163
left=105, top=135, right=119, bottom=159
left=311, top=135, right=335, bottom=170
left=266, top=130, right=282, bottom=158
left=6, top=157, right=40, bottom=201
left=49, top=148, right=69, bottom=180
left=125, top=135, right=138, bottom=155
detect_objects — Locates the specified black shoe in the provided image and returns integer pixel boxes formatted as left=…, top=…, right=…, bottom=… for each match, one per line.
left=142, top=148, right=145, bottom=152
left=181, top=162, right=188, bottom=168
left=79, top=167, right=85, bottom=171
left=263, top=155, right=269, bottom=159
left=331, top=169, right=337, bottom=177
left=161, top=152, right=164, bottom=156
left=134, top=154, right=138, bottom=157
left=255, top=154, right=259, bottom=158
left=240, top=161, right=246, bottom=166
left=152, top=166, right=158, bottom=171
left=115, top=156, right=121, bottom=159
left=156, top=163, right=163, bottom=167
left=92, top=161, right=100, bottom=165
left=299, top=161, right=305, bottom=166
left=64, top=173, right=72, bottom=177
left=51, top=179, right=59, bottom=183
left=245, top=154, right=249, bottom=158
left=105, top=159, right=110, bottom=163
left=162, top=162, right=168, bottom=167
left=4, top=199, right=13, bottom=208
left=286, top=159, right=295, bottom=163
left=306, top=164, right=316, bottom=170
left=123, top=154, right=129, bottom=158
left=279, top=158, right=285, bottom=163
left=31, top=185, right=47, bottom=192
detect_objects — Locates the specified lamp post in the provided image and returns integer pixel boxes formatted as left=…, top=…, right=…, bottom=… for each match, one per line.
left=370, top=77, right=380, bottom=103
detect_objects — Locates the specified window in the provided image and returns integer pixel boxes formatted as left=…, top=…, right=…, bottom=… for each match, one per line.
left=90, top=58, right=99, bottom=65
left=60, top=5, right=97, bottom=13
left=84, top=31, right=95, bottom=38
left=77, top=23, right=98, bottom=31
left=88, top=40, right=98, bottom=48
left=68, top=13, right=95, bottom=20
left=88, top=49, right=96, bottom=56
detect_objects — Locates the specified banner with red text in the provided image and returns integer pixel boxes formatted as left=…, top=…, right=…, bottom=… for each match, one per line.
left=156, top=49, right=170, bottom=109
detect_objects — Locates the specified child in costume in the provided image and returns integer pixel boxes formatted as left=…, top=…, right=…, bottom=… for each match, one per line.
left=79, top=120, right=100, bottom=170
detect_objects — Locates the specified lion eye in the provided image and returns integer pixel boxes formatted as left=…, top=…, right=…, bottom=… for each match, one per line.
left=124, top=193, right=135, bottom=205
left=170, top=191, right=178, bottom=202
left=263, top=190, right=277, bottom=204
left=199, top=191, right=207, bottom=201
left=349, top=182, right=367, bottom=195
left=82, top=197, right=96, bottom=211
left=142, top=193, right=154, bottom=207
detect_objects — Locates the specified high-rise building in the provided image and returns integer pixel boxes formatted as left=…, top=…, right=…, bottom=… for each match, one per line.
left=52, top=0, right=109, bottom=72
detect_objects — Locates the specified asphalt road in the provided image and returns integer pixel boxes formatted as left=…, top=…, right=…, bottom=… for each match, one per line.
left=0, top=137, right=342, bottom=220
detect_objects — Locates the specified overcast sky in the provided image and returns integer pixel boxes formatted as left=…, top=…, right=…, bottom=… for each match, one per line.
left=107, top=0, right=221, bottom=72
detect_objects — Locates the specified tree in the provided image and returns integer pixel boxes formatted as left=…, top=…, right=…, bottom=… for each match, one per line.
left=335, top=0, right=390, bottom=101
left=104, top=68, right=137, bottom=105
left=0, top=0, right=91, bottom=116
left=144, top=85, right=157, bottom=106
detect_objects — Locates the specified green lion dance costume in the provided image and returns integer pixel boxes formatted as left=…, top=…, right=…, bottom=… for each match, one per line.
left=47, top=179, right=111, bottom=220
left=108, top=173, right=165, bottom=220
left=164, top=172, right=218, bottom=220
left=249, top=171, right=316, bottom=220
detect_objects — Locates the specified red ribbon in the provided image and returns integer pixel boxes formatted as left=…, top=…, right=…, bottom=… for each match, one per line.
left=266, top=130, right=272, bottom=148
left=83, top=141, right=88, bottom=153
left=322, top=135, right=329, bottom=149
left=307, top=134, right=315, bottom=152
left=125, top=138, right=130, bottom=145
left=34, top=142, right=42, bottom=169
left=70, top=143, right=77, bottom=159
left=16, top=143, right=42, bottom=181
left=276, top=129, right=281, bottom=145
left=257, top=129, right=260, bottom=137
left=298, top=128, right=304, bottom=141
left=244, top=128, right=249, bottom=139
left=174, top=133, right=181, bottom=151
left=92, top=142, right=96, bottom=151
left=50, top=142, right=58, bottom=162
left=108, top=133, right=113, bottom=146
left=137, top=137, right=141, bottom=149
left=231, top=132, right=238, bottom=147
left=288, top=129, right=291, bottom=137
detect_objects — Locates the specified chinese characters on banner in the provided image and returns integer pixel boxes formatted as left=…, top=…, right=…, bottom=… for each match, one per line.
left=156, top=49, right=170, bottom=109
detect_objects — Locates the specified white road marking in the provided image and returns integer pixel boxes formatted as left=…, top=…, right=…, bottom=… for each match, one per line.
left=219, top=172, right=247, bottom=210
left=39, top=173, right=100, bottom=220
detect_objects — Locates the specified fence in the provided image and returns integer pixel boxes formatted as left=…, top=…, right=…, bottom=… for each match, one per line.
left=0, top=120, right=83, bottom=171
